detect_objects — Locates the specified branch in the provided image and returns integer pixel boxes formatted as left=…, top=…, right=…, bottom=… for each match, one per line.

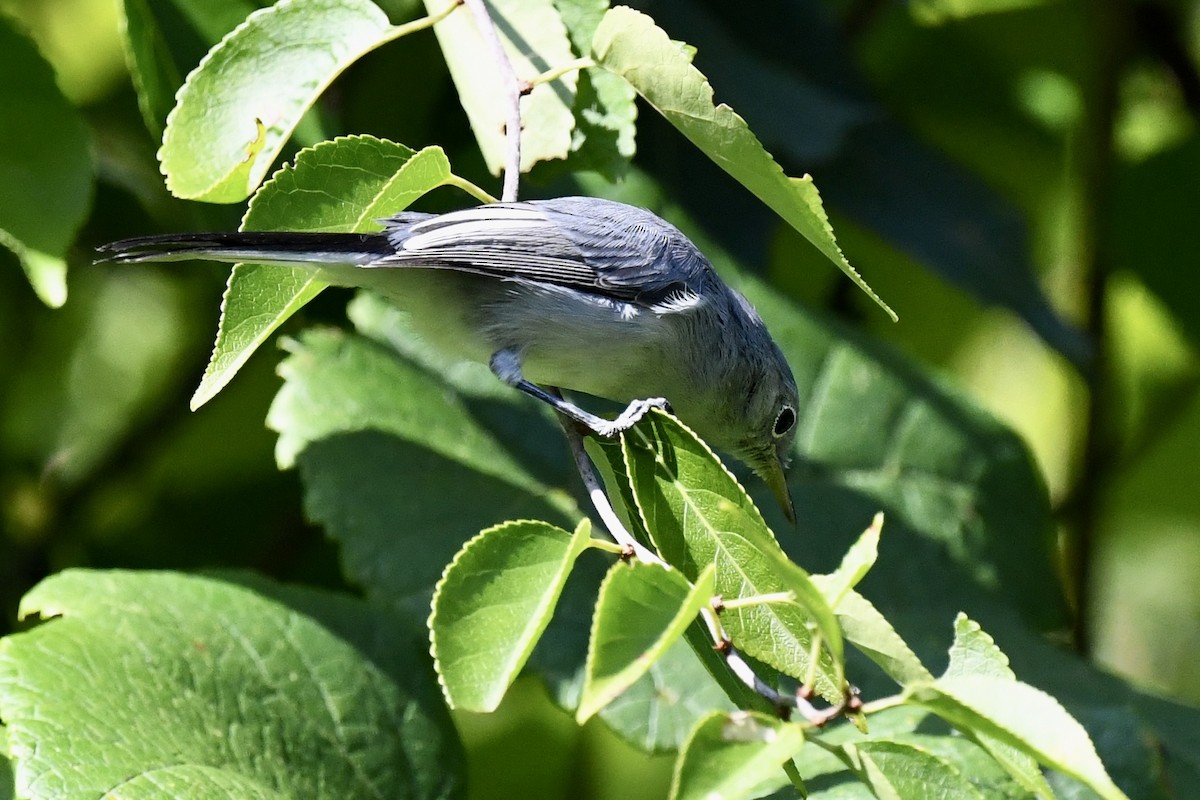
left=557, top=417, right=660, bottom=564
left=461, top=0, right=524, bottom=202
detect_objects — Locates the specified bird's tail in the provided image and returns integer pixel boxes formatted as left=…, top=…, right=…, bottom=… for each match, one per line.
left=95, top=231, right=393, bottom=268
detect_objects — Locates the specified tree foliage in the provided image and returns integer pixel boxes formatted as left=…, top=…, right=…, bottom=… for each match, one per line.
left=2, top=0, right=1199, bottom=798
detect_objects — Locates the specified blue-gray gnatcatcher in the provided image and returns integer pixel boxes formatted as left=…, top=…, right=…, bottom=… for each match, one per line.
left=98, top=197, right=799, bottom=519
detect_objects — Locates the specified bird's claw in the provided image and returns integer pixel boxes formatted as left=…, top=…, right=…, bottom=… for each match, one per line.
left=593, top=397, right=671, bottom=437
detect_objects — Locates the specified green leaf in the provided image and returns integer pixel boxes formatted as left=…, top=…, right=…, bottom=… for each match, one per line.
left=0, top=570, right=462, bottom=800
left=941, top=615, right=1054, bottom=799
left=431, top=519, right=594, bottom=712
left=944, top=613, right=1013, bottom=680
left=910, top=675, right=1127, bottom=800
left=577, top=563, right=715, bottom=723
left=571, top=175, right=1068, bottom=635
left=834, top=590, right=932, bottom=686
left=843, top=740, right=985, bottom=800
left=160, top=0, right=399, bottom=201
left=0, top=17, right=92, bottom=307
left=193, top=137, right=456, bottom=409
left=120, top=0, right=264, bottom=135
left=621, top=411, right=844, bottom=701
left=591, top=7, right=894, bottom=321
left=814, top=512, right=883, bottom=609
left=422, top=0, right=578, bottom=176
left=267, top=326, right=579, bottom=610
left=670, top=712, right=804, bottom=800
left=541, top=0, right=637, bottom=180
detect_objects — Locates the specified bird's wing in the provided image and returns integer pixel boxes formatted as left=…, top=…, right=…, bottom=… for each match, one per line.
left=372, top=198, right=711, bottom=303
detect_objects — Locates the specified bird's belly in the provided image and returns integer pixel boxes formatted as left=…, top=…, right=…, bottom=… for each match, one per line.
left=339, top=268, right=694, bottom=407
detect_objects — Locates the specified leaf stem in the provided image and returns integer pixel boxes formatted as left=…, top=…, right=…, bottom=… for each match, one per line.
left=442, top=174, right=498, bottom=204
left=557, top=415, right=661, bottom=564
left=717, top=592, right=795, bottom=610
left=461, top=0, right=523, bottom=202
left=380, top=1, right=460, bottom=46
left=526, top=57, right=595, bottom=89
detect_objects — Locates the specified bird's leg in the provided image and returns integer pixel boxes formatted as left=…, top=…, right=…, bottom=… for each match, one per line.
left=489, top=349, right=669, bottom=437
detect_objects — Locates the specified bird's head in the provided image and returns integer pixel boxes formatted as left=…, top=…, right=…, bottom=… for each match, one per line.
left=694, top=301, right=798, bottom=522
left=728, top=357, right=798, bottom=524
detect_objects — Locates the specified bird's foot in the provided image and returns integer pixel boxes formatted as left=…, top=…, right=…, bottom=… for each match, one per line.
left=592, top=397, right=671, bottom=437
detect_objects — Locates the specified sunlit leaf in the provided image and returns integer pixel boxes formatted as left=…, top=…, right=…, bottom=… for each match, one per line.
left=622, top=411, right=844, bottom=701
left=431, top=519, right=594, bottom=712
left=911, top=675, right=1127, bottom=800
left=591, top=7, right=893, bottom=320
left=843, top=740, right=985, bottom=800
left=422, top=0, right=577, bottom=177
left=192, top=137, right=457, bottom=409
left=670, top=712, right=803, bottom=800
left=0, top=570, right=462, bottom=800
left=160, top=0, right=402, bottom=201
left=577, top=563, right=715, bottom=723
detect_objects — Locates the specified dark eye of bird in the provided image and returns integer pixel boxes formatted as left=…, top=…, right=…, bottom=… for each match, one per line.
left=773, top=405, right=796, bottom=438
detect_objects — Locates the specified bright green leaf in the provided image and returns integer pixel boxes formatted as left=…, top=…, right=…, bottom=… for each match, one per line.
left=670, top=712, right=804, bottom=800
left=0, top=570, right=462, bottom=800
left=834, top=590, right=932, bottom=686
left=844, top=740, right=986, bottom=800
left=0, top=17, right=92, bottom=307
left=160, top=0, right=402, bottom=201
left=577, top=563, right=715, bottom=723
left=192, top=137, right=456, bottom=409
left=423, top=0, right=577, bottom=176
left=945, top=613, right=1013, bottom=680
left=813, top=512, right=883, bottom=609
left=621, top=410, right=843, bottom=702
left=431, top=519, right=594, bottom=712
left=119, top=0, right=270, bottom=134
left=591, top=7, right=894, bottom=320
left=911, top=675, right=1127, bottom=800
left=941, top=615, right=1054, bottom=798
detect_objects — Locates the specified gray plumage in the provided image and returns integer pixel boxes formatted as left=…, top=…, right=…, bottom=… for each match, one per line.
left=98, top=197, right=799, bottom=518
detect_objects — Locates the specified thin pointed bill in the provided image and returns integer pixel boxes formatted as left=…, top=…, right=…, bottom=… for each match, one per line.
left=762, top=456, right=796, bottom=523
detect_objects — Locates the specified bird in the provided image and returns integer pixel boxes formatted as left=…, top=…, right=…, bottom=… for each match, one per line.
left=98, top=196, right=799, bottom=520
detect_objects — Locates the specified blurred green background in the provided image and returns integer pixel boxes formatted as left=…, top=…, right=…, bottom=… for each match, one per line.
left=1, top=0, right=1198, bottom=797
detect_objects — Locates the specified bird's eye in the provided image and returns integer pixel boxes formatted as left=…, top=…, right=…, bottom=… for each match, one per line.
left=772, top=405, right=796, bottom=438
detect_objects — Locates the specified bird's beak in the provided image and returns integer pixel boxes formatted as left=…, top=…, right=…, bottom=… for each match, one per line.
left=762, top=455, right=796, bottom=524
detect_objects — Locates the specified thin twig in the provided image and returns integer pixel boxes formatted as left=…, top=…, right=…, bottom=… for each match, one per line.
left=558, top=417, right=660, bottom=564
left=461, top=0, right=523, bottom=202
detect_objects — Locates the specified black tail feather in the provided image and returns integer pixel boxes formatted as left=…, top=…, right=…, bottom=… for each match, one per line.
left=95, top=231, right=391, bottom=266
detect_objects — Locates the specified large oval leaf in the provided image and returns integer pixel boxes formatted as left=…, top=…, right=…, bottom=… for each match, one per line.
left=430, top=519, right=594, bottom=712
left=160, top=0, right=400, bottom=201
left=0, top=570, right=462, bottom=800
